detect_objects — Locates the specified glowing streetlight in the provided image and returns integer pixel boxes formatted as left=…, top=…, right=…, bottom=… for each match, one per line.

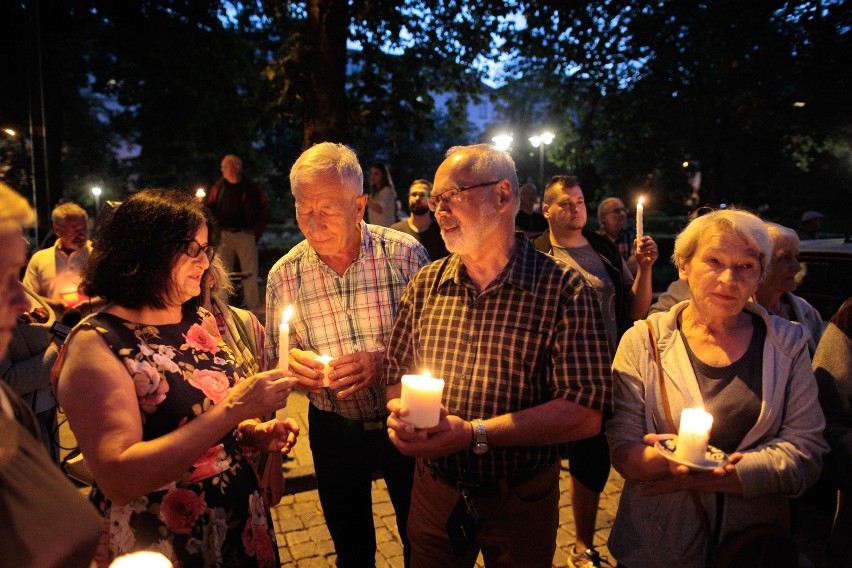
left=2, top=128, right=16, bottom=137
left=529, top=131, right=555, bottom=189
left=491, top=133, right=513, bottom=152
left=91, top=186, right=102, bottom=213
left=195, top=187, right=206, bottom=200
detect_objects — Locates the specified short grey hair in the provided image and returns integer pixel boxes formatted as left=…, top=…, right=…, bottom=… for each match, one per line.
left=445, top=144, right=519, bottom=199
left=52, top=201, right=88, bottom=223
left=597, top=197, right=625, bottom=223
left=0, top=182, right=35, bottom=226
left=764, top=222, right=800, bottom=252
left=673, top=208, right=772, bottom=278
left=290, top=142, right=363, bottom=198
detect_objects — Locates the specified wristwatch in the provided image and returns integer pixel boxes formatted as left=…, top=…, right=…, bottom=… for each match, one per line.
left=471, top=419, right=489, bottom=455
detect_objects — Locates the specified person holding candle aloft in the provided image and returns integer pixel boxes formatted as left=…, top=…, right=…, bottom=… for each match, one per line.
left=266, top=142, right=429, bottom=567
left=606, top=208, right=828, bottom=567
left=533, top=175, right=658, bottom=568
left=54, top=190, right=298, bottom=567
left=384, top=144, right=612, bottom=567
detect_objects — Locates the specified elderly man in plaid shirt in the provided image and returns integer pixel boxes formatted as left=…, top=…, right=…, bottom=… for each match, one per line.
left=266, top=142, right=429, bottom=567
left=385, top=144, right=612, bottom=567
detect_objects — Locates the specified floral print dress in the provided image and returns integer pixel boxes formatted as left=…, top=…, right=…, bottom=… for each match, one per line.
left=81, top=308, right=279, bottom=568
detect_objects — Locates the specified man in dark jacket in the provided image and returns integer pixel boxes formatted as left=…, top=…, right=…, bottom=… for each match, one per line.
left=534, top=174, right=658, bottom=568
left=206, top=154, right=270, bottom=313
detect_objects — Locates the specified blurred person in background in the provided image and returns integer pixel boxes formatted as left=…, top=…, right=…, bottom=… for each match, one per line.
left=0, top=182, right=101, bottom=567
left=514, top=182, right=548, bottom=238
left=205, top=154, right=270, bottom=314
left=390, top=179, right=449, bottom=261
left=607, top=208, right=827, bottom=567
left=796, top=210, right=824, bottom=241
left=366, top=161, right=398, bottom=227
left=596, top=197, right=638, bottom=276
left=197, top=255, right=296, bottom=506
left=23, top=201, right=104, bottom=317
left=56, top=189, right=296, bottom=566
left=1, top=280, right=61, bottom=462
left=812, top=297, right=852, bottom=567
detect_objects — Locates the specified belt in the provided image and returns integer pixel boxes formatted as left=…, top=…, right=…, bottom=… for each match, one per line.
left=433, top=465, right=549, bottom=498
left=361, top=419, right=385, bottom=431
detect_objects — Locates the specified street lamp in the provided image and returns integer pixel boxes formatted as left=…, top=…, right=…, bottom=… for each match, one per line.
left=91, top=186, right=102, bottom=214
left=491, top=133, right=513, bottom=152
left=529, top=131, right=555, bottom=189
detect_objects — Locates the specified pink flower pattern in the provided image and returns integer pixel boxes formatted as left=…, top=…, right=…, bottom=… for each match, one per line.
left=183, top=323, right=220, bottom=354
left=159, top=489, right=207, bottom=535
left=87, top=308, right=278, bottom=566
left=187, top=369, right=230, bottom=404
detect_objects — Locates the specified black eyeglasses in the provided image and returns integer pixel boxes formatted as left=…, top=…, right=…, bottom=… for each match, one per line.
left=427, top=180, right=501, bottom=211
left=180, top=239, right=216, bottom=261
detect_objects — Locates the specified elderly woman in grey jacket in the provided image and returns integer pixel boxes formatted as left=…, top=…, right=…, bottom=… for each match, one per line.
left=606, top=209, right=828, bottom=567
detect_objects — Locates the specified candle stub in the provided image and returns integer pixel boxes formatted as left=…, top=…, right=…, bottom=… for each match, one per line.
left=400, top=373, right=445, bottom=428
left=674, top=407, right=713, bottom=465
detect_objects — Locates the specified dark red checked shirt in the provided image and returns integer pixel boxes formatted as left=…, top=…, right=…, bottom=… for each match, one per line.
left=385, top=235, right=612, bottom=483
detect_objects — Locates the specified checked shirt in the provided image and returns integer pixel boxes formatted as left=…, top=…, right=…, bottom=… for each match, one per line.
left=385, top=235, right=612, bottom=483
left=266, top=222, right=429, bottom=422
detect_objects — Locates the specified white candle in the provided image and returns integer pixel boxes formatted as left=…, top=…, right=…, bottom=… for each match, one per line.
left=315, top=354, right=333, bottom=387
left=110, top=551, right=173, bottom=568
left=675, top=407, right=713, bottom=465
left=400, top=372, right=445, bottom=428
left=278, top=305, right=293, bottom=370
left=635, top=196, right=645, bottom=253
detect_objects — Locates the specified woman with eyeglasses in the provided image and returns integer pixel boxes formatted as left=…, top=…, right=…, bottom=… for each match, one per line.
left=55, top=189, right=297, bottom=567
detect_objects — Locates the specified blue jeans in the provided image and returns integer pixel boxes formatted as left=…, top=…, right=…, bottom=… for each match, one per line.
left=309, top=404, right=414, bottom=567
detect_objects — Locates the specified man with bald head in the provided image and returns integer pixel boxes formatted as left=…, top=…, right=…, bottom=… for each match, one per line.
left=384, top=144, right=611, bottom=566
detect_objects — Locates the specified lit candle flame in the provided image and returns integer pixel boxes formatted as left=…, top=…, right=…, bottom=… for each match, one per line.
left=281, top=304, right=293, bottom=326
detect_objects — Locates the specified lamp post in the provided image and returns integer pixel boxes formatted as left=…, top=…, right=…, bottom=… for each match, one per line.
left=491, top=133, right=513, bottom=152
left=529, top=132, right=555, bottom=189
left=91, top=186, right=102, bottom=214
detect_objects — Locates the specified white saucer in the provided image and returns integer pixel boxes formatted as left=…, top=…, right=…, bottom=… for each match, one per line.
left=654, top=435, right=730, bottom=471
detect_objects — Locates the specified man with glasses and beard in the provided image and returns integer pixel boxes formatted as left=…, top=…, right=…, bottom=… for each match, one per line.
left=384, top=144, right=612, bottom=566
left=390, top=179, right=449, bottom=261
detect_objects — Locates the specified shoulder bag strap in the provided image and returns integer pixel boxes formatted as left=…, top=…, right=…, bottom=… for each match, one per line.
left=645, top=319, right=712, bottom=534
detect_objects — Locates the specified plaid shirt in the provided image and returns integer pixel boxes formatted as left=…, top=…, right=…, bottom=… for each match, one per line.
left=385, top=235, right=612, bottom=483
left=266, top=223, right=429, bottom=421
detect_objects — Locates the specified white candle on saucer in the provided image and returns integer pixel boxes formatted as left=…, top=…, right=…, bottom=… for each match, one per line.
left=675, top=407, right=713, bottom=465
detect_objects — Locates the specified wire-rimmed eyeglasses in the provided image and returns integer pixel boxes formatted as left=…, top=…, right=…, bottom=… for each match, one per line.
left=181, top=239, right=216, bottom=261
left=427, top=180, right=501, bottom=212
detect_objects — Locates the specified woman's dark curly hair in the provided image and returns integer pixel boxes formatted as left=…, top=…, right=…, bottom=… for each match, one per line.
left=81, top=189, right=220, bottom=309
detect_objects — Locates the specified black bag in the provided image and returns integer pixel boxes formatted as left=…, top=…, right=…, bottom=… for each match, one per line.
left=713, top=524, right=798, bottom=568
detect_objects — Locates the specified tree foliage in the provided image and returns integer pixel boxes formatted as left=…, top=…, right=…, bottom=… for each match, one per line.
left=500, top=0, right=851, bottom=218
left=1, top=0, right=849, bottom=226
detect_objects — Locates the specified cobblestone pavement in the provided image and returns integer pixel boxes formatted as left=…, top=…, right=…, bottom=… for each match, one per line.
left=274, top=391, right=625, bottom=567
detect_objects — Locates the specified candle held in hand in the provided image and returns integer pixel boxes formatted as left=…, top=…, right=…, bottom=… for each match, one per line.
left=635, top=196, right=645, bottom=254
left=315, top=354, right=333, bottom=387
left=400, top=372, right=445, bottom=428
left=674, top=407, right=713, bottom=465
left=278, top=305, right=293, bottom=370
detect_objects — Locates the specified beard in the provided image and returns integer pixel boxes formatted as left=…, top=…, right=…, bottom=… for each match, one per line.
left=439, top=198, right=500, bottom=255
left=409, top=201, right=430, bottom=216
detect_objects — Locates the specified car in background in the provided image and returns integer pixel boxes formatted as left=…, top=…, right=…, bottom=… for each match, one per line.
left=796, top=238, right=852, bottom=321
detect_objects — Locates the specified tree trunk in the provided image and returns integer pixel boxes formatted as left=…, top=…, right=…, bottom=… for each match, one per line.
left=303, top=0, right=348, bottom=148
